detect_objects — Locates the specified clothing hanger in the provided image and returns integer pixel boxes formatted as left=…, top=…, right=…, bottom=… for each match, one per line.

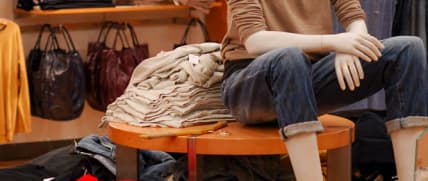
left=0, top=18, right=8, bottom=31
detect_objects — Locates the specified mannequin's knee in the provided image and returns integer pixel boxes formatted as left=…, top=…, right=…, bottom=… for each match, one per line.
left=268, top=48, right=311, bottom=78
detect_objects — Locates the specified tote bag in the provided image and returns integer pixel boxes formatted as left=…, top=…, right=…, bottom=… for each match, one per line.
left=86, top=22, right=149, bottom=110
left=28, top=25, right=85, bottom=120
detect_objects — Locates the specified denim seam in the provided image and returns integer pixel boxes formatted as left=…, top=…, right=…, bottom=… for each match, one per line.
left=278, top=120, right=324, bottom=140
left=385, top=116, right=428, bottom=133
left=397, top=61, right=404, bottom=119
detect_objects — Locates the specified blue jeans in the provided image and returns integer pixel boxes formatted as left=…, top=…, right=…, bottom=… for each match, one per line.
left=77, top=134, right=116, bottom=159
left=221, top=36, right=428, bottom=139
left=138, top=150, right=176, bottom=181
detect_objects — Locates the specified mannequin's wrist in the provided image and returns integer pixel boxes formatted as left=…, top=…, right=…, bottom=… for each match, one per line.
left=320, top=35, right=335, bottom=51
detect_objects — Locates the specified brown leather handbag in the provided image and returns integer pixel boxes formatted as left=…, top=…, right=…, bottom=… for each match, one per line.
left=126, top=23, right=149, bottom=64
left=85, top=22, right=113, bottom=111
left=86, top=22, right=147, bottom=110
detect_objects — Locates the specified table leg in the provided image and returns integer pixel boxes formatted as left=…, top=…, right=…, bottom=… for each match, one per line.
left=188, top=136, right=197, bottom=181
left=327, top=128, right=352, bottom=181
left=327, top=145, right=351, bottom=181
left=116, top=145, right=139, bottom=180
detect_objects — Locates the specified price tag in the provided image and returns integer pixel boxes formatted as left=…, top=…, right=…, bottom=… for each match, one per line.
left=188, top=54, right=200, bottom=65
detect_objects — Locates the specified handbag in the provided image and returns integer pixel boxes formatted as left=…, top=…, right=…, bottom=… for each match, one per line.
left=126, top=23, right=149, bottom=64
left=27, top=24, right=51, bottom=116
left=86, top=22, right=148, bottom=110
left=28, top=25, right=86, bottom=120
left=173, top=18, right=210, bottom=49
left=99, top=25, right=137, bottom=107
left=85, top=22, right=114, bottom=110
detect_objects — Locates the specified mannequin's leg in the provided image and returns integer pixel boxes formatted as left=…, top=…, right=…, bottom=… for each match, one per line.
left=285, top=132, right=323, bottom=181
left=390, top=126, right=425, bottom=181
left=221, top=48, right=324, bottom=181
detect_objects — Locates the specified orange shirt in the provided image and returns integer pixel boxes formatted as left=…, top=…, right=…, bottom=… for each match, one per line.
left=221, top=0, right=366, bottom=62
left=0, top=19, right=31, bottom=143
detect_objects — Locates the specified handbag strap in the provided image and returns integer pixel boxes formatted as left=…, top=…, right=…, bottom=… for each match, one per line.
left=48, top=25, right=77, bottom=52
left=112, top=23, right=131, bottom=50
left=34, top=24, right=52, bottom=50
left=98, top=21, right=115, bottom=43
left=179, top=18, right=210, bottom=45
left=125, top=23, right=140, bottom=47
left=59, top=25, right=77, bottom=52
left=44, top=29, right=60, bottom=51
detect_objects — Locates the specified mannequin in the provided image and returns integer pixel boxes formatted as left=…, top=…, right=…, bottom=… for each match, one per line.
left=220, top=1, right=428, bottom=181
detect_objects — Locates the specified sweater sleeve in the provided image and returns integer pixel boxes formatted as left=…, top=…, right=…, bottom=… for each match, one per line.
left=227, top=0, right=267, bottom=43
left=15, top=24, right=31, bottom=135
left=332, top=0, right=366, bottom=28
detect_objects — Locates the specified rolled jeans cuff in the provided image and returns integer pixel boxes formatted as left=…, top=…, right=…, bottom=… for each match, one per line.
left=385, top=116, right=428, bottom=134
left=279, top=121, right=324, bottom=140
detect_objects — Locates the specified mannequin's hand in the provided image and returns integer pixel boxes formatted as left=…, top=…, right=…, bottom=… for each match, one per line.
left=335, top=53, right=364, bottom=91
left=328, top=32, right=384, bottom=62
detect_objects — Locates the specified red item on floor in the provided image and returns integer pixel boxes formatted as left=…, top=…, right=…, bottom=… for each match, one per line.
left=77, top=173, right=99, bottom=181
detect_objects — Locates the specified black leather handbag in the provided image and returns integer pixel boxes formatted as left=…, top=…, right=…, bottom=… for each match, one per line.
left=173, top=18, right=210, bottom=49
left=27, top=25, right=86, bottom=120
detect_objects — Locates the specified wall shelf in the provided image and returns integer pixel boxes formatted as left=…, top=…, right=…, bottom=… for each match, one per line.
left=15, top=2, right=222, bottom=15
left=15, top=2, right=223, bottom=27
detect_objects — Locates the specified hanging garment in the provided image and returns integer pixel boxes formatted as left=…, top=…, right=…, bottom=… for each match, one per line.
left=102, top=43, right=235, bottom=128
left=393, top=0, right=427, bottom=47
left=0, top=19, right=31, bottom=143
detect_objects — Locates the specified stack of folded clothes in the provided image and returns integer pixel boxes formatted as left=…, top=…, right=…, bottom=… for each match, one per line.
left=102, top=42, right=235, bottom=128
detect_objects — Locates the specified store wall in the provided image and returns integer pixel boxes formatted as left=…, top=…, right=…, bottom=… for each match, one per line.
left=0, top=1, right=204, bottom=143
left=0, top=1, right=13, bottom=19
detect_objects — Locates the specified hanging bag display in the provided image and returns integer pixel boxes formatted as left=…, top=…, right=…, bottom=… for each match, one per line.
left=99, top=25, right=137, bottom=108
left=27, top=24, right=52, bottom=116
left=28, top=25, right=86, bottom=120
left=126, top=23, right=149, bottom=64
left=173, top=18, right=210, bottom=49
left=86, top=22, right=147, bottom=110
left=85, top=22, right=115, bottom=110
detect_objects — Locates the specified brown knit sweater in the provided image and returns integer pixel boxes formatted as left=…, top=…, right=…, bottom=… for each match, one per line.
left=221, top=0, right=366, bottom=62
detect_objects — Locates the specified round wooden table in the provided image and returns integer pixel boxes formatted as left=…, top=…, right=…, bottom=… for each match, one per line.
left=109, top=114, right=354, bottom=181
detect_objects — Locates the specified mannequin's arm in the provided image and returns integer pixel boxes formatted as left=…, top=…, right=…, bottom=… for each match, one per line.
left=244, top=31, right=328, bottom=55
left=346, top=19, right=368, bottom=34
left=244, top=22, right=383, bottom=61
left=335, top=19, right=384, bottom=91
